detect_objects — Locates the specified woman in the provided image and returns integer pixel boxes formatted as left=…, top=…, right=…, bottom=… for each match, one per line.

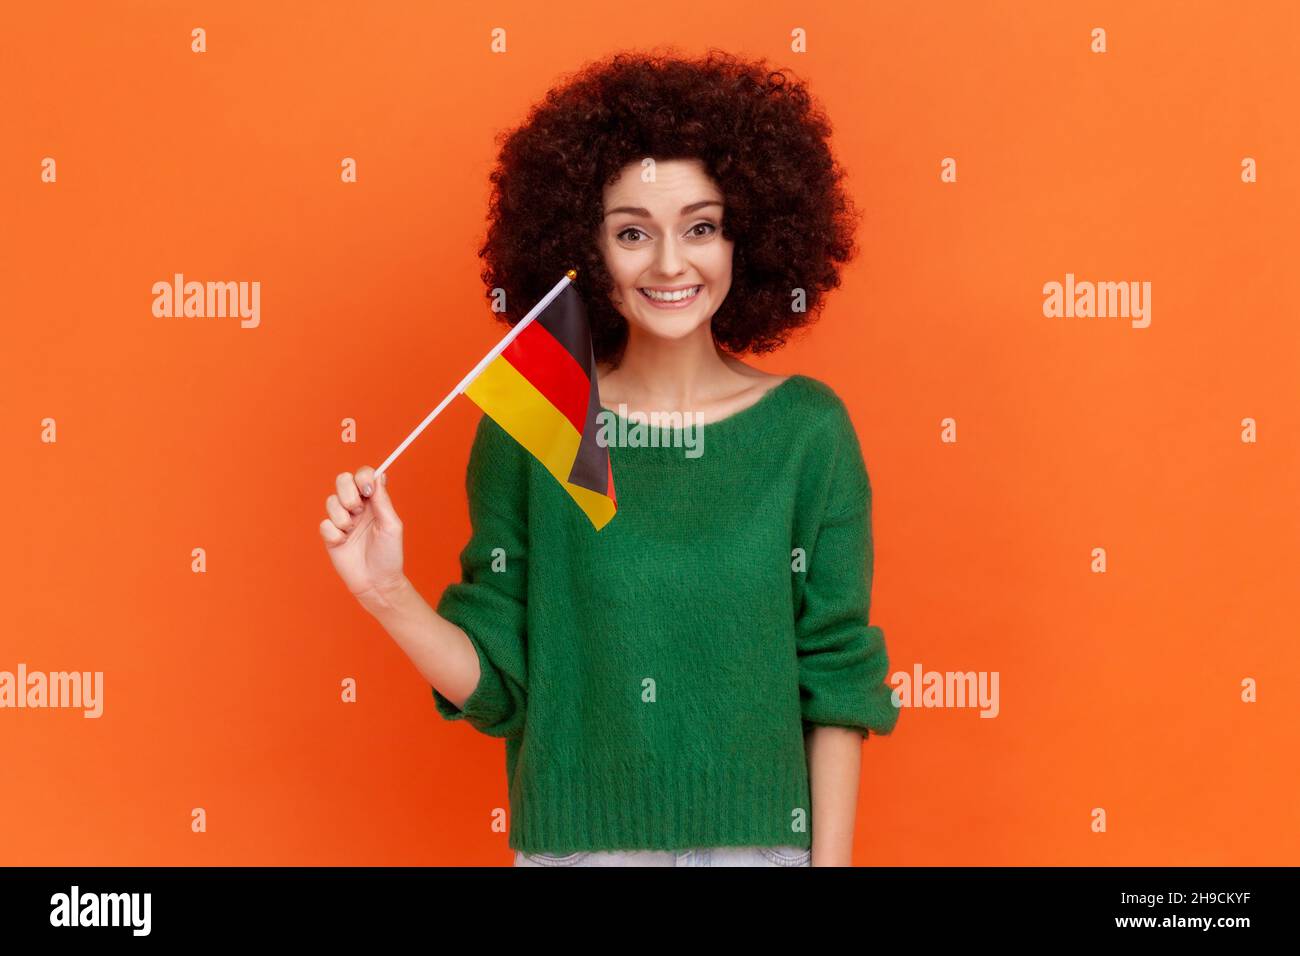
left=320, top=49, right=900, bottom=867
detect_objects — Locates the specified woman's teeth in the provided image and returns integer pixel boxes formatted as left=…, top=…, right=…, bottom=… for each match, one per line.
left=639, top=285, right=701, bottom=303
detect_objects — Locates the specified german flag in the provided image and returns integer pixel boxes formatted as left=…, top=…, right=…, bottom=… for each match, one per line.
left=461, top=273, right=618, bottom=530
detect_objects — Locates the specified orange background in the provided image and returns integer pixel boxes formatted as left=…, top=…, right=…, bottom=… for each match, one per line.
left=2, top=0, right=1297, bottom=865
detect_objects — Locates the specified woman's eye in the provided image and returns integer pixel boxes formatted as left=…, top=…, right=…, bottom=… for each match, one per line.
left=617, top=222, right=716, bottom=243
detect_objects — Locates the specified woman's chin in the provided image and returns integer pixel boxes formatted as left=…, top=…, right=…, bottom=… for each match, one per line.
left=628, top=296, right=714, bottom=334
left=633, top=313, right=713, bottom=341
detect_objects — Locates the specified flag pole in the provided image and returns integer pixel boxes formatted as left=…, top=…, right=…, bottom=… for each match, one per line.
left=373, top=269, right=577, bottom=479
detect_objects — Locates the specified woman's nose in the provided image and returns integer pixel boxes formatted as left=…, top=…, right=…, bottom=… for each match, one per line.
left=655, top=236, right=686, bottom=275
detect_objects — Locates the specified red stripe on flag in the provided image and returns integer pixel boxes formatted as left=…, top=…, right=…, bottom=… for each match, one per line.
left=502, top=319, right=592, bottom=434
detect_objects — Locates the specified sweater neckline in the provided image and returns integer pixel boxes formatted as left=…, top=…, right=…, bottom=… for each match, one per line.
left=598, top=373, right=805, bottom=441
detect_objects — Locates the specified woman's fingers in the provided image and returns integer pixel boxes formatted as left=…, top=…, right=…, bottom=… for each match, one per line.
left=335, top=471, right=364, bottom=513
left=323, top=465, right=391, bottom=541
left=353, top=465, right=378, bottom=499
left=318, top=517, right=345, bottom=545
left=325, top=494, right=354, bottom=532
left=366, top=469, right=401, bottom=532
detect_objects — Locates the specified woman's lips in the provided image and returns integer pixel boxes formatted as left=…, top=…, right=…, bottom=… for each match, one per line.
left=637, top=285, right=702, bottom=309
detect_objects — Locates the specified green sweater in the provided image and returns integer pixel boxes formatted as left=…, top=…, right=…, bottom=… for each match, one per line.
left=432, top=373, right=899, bottom=853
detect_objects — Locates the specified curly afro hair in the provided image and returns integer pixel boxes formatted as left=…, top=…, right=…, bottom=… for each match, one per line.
left=477, top=48, right=861, bottom=368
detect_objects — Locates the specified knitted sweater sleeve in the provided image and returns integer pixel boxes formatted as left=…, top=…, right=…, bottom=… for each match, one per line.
left=795, top=400, right=900, bottom=738
left=431, top=414, right=529, bottom=739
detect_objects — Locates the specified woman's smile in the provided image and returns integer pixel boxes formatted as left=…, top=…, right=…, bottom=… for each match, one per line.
left=636, top=283, right=704, bottom=309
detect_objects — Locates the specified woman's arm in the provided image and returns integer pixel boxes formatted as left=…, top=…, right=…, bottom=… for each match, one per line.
left=359, top=576, right=481, bottom=711
left=794, top=396, right=899, bottom=866
left=805, top=723, right=862, bottom=866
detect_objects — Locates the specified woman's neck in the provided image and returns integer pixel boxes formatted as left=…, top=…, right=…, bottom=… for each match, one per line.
left=595, top=326, right=782, bottom=421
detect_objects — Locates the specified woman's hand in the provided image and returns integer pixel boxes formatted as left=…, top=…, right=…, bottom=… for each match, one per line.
left=319, top=465, right=408, bottom=613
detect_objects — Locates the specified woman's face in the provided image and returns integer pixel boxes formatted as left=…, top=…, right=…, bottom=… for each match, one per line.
left=598, top=158, right=734, bottom=346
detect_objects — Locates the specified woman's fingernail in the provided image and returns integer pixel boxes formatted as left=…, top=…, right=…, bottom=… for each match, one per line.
left=362, top=483, right=372, bottom=496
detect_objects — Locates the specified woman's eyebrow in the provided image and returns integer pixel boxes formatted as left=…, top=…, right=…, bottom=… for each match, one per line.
left=603, top=199, right=723, bottom=218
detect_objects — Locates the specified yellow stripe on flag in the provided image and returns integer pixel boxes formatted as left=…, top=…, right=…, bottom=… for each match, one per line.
left=464, top=355, right=617, bottom=530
